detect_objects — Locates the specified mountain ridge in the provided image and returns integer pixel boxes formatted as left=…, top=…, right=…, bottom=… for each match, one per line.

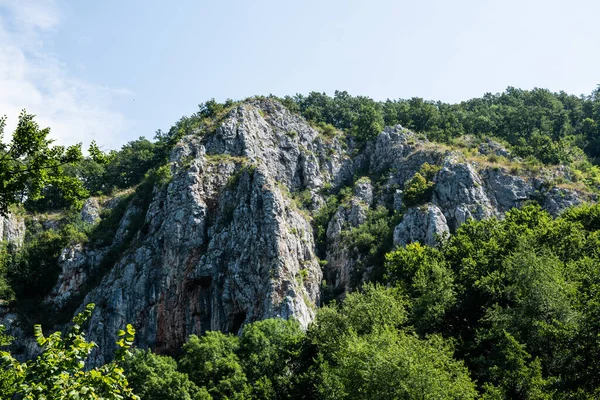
left=0, top=97, right=595, bottom=365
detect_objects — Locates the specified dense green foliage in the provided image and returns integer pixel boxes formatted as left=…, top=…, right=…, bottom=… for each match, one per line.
left=385, top=204, right=600, bottom=398
left=4, top=89, right=600, bottom=398
left=0, top=304, right=138, bottom=399
left=179, top=332, right=249, bottom=399
left=310, top=284, right=477, bottom=399
left=118, top=285, right=476, bottom=400
left=27, top=131, right=174, bottom=211
left=402, top=162, right=440, bottom=207
left=123, top=350, right=209, bottom=400
left=117, top=204, right=600, bottom=399
left=0, top=111, right=85, bottom=215
left=177, top=319, right=308, bottom=400
left=341, top=205, right=399, bottom=284
left=277, top=86, right=600, bottom=165
left=0, top=211, right=91, bottom=304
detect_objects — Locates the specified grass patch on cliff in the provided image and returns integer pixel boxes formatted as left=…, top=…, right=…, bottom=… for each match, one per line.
left=226, top=161, right=257, bottom=188
left=292, top=189, right=313, bottom=210
left=312, top=121, right=341, bottom=143
left=448, top=137, right=600, bottom=195
left=205, top=154, right=248, bottom=165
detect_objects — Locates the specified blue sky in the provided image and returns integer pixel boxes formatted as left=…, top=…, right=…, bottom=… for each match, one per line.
left=0, top=0, right=599, bottom=149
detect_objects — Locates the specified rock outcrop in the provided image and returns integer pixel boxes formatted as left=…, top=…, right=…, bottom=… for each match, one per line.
left=433, top=156, right=495, bottom=230
left=324, top=194, right=370, bottom=295
left=393, top=205, right=449, bottom=247
left=478, top=138, right=511, bottom=158
left=0, top=213, right=25, bottom=246
left=55, top=102, right=325, bottom=364
left=80, top=199, right=102, bottom=225
left=1, top=99, right=593, bottom=364
left=481, top=168, right=532, bottom=212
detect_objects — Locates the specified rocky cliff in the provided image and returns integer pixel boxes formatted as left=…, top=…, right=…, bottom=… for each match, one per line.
left=2, top=99, right=593, bottom=363
left=0, top=212, right=25, bottom=246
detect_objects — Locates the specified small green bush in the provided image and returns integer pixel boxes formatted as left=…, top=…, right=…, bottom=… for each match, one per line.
left=419, top=162, right=441, bottom=181
left=123, top=349, right=206, bottom=400
left=312, top=195, right=339, bottom=255
left=403, top=173, right=434, bottom=207
left=0, top=304, right=139, bottom=399
left=342, top=206, right=400, bottom=284
left=315, top=122, right=338, bottom=139
left=402, top=163, right=440, bottom=207
left=487, top=153, right=500, bottom=163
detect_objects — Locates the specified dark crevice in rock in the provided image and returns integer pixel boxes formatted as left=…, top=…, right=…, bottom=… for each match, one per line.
left=232, top=311, right=247, bottom=335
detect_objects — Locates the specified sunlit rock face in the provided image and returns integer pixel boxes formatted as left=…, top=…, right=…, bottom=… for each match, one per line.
left=0, top=212, right=24, bottom=245
left=3, top=99, right=589, bottom=365
left=393, top=205, right=449, bottom=247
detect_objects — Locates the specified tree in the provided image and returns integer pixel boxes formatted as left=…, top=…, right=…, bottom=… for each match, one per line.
left=309, top=283, right=408, bottom=356
left=102, top=137, right=158, bottom=190
left=353, top=102, right=384, bottom=142
left=317, top=328, right=477, bottom=400
left=0, top=303, right=139, bottom=399
left=401, top=163, right=440, bottom=208
left=123, top=349, right=208, bottom=400
left=0, top=325, right=16, bottom=398
left=179, top=331, right=249, bottom=400
left=402, top=172, right=434, bottom=207
left=0, top=111, right=85, bottom=215
left=385, top=243, right=456, bottom=333
left=407, top=97, right=440, bottom=132
left=4, top=228, right=64, bottom=301
left=478, top=331, right=553, bottom=399
left=309, top=285, right=476, bottom=400
left=239, top=318, right=306, bottom=399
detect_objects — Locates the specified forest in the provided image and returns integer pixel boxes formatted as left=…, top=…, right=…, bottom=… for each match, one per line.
left=2, top=86, right=600, bottom=399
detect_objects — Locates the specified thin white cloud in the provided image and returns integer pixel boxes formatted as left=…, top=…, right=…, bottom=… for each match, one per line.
left=0, top=0, right=59, bottom=31
left=0, top=0, right=132, bottom=149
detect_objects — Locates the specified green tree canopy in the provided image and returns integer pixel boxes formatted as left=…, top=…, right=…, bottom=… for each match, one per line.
left=0, top=303, right=139, bottom=399
left=0, top=111, right=85, bottom=215
left=123, top=349, right=208, bottom=400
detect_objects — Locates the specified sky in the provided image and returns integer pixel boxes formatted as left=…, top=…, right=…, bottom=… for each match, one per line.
left=0, top=0, right=599, bottom=150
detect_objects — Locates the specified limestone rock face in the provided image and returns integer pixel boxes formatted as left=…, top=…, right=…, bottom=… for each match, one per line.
left=0, top=213, right=25, bottom=246
left=543, top=187, right=585, bottom=216
left=393, top=205, right=449, bottom=247
left=62, top=102, right=324, bottom=365
left=325, top=197, right=370, bottom=294
left=433, top=158, right=495, bottom=230
left=353, top=179, right=373, bottom=205
left=204, top=102, right=324, bottom=190
left=80, top=198, right=101, bottom=225
left=45, top=244, right=108, bottom=310
left=481, top=168, right=532, bottom=213
left=81, top=161, right=322, bottom=365
left=49, top=245, right=90, bottom=308
left=369, top=126, right=419, bottom=173
left=2, top=99, right=592, bottom=364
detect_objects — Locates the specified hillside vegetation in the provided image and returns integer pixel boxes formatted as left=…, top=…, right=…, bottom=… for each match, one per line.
left=2, top=87, right=600, bottom=399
